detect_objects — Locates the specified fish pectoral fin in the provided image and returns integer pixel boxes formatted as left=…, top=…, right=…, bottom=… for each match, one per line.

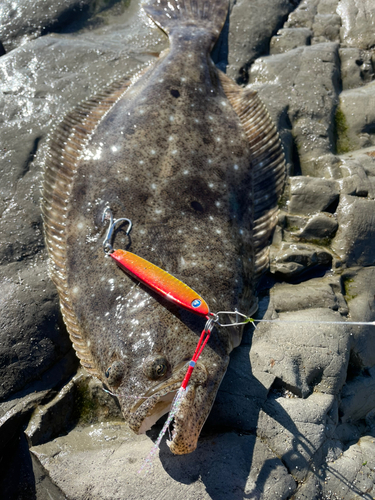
left=218, top=70, right=286, bottom=281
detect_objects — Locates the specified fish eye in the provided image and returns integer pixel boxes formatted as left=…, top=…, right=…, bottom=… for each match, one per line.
left=142, top=355, right=169, bottom=380
left=104, top=361, right=126, bottom=387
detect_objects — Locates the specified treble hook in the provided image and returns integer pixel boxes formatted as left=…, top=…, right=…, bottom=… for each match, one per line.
left=102, top=207, right=132, bottom=254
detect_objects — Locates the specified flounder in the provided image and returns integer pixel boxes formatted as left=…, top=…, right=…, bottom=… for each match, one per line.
left=42, top=0, right=285, bottom=454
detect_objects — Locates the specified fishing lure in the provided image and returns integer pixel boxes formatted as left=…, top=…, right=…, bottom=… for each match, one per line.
left=102, top=208, right=375, bottom=472
left=103, top=208, right=210, bottom=318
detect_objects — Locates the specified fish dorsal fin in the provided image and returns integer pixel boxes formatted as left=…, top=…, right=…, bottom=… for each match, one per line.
left=41, top=77, right=133, bottom=375
left=218, top=71, right=286, bottom=280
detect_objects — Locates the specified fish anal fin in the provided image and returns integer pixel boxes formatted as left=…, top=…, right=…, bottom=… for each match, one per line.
left=219, top=71, right=286, bottom=280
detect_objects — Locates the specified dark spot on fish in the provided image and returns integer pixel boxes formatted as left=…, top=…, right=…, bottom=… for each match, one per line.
left=170, top=89, right=180, bottom=98
left=202, top=137, right=211, bottom=145
left=190, top=201, right=204, bottom=213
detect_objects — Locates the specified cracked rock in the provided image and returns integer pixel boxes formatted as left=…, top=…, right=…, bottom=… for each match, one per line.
left=288, top=177, right=340, bottom=215
left=269, top=28, right=312, bottom=54
left=226, top=0, right=296, bottom=82
left=340, top=367, right=375, bottom=424
left=270, top=276, right=347, bottom=314
left=338, top=81, right=375, bottom=151
left=337, top=0, right=375, bottom=50
left=298, top=212, right=338, bottom=240
left=249, top=43, right=340, bottom=172
left=340, top=48, right=375, bottom=90
left=271, top=241, right=332, bottom=277
left=343, top=267, right=375, bottom=369
left=251, top=308, right=350, bottom=398
left=257, top=392, right=336, bottom=481
left=331, top=195, right=375, bottom=267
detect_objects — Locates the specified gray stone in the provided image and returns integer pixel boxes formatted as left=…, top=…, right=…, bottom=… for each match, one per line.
left=270, top=277, right=347, bottom=314
left=0, top=261, right=73, bottom=401
left=340, top=366, right=375, bottom=424
left=332, top=195, right=375, bottom=267
left=298, top=213, right=338, bottom=240
left=226, top=0, right=296, bottom=82
left=338, top=81, right=375, bottom=151
left=311, top=13, right=341, bottom=44
left=0, top=0, right=128, bottom=53
left=321, top=435, right=375, bottom=499
left=269, top=28, right=312, bottom=55
left=257, top=392, right=336, bottom=481
left=340, top=48, right=375, bottom=90
left=284, top=0, right=340, bottom=45
left=31, top=425, right=296, bottom=499
left=249, top=44, right=340, bottom=171
left=289, top=176, right=339, bottom=215
left=338, top=157, right=370, bottom=197
left=271, top=241, right=333, bottom=277
left=337, top=0, right=375, bottom=50
left=251, top=308, right=350, bottom=397
left=284, top=0, right=319, bottom=30
left=343, top=267, right=375, bottom=368
left=25, top=370, right=123, bottom=447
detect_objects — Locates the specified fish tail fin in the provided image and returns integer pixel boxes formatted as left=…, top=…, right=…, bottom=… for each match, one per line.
left=143, top=0, right=228, bottom=49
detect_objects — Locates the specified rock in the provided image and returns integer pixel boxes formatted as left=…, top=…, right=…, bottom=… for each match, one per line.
left=284, top=0, right=320, bottom=31
left=269, top=28, right=312, bottom=54
left=31, top=426, right=296, bottom=499
left=298, top=212, right=338, bottom=240
left=25, top=370, right=122, bottom=447
left=269, top=276, right=347, bottom=314
left=0, top=260, right=73, bottom=401
left=338, top=148, right=375, bottom=198
left=0, top=0, right=122, bottom=52
left=205, top=346, right=274, bottom=434
left=284, top=0, right=341, bottom=44
left=271, top=241, right=333, bottom=278
left=311, top=13, right=341, bottom=44
left=321, top=435, right=375, bottom=499
left=257, top=392, right=336, bottom=481
left=338, top=81, right=375, bottom=152
left=251, top=308, right=350, bottom=397
left=343, top=267, right=375, bottom=368
left=338, top=156, right=370, bottom=197
left=249, top=43, right=341, bottom=171
left=2, top=0, right=375, bottom=497
left=340, top=366, right=375, bottom=423
left=226, top=0, right=296, bottom=82
left=340, top=48, right=375, bottom=90
left=337, top=0, right=375, bottom=50
left=331, top=195, right=375, bottom=267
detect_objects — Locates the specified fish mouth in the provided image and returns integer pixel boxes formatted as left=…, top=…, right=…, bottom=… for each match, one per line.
left=125, top=360, right=211, bottom=453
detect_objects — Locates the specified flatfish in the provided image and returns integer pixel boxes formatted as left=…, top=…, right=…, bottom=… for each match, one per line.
left=42, top=0, right=285, bottom=454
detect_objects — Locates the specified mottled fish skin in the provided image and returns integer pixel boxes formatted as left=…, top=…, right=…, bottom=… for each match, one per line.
left=42, top=0, right=285, bottom=454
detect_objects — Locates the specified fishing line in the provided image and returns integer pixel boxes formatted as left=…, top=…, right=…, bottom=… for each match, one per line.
left=102, top=208, right=375, bottom=471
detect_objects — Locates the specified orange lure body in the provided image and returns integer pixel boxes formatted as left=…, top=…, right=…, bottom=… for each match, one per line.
left=111, top=249, right=210, bottom=317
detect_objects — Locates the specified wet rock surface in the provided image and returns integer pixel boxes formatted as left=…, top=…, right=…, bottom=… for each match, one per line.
left=1, top=0, right=375, bottom=498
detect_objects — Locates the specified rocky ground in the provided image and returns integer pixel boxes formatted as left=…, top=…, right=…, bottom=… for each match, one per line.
left=1, top=0, right=375, bottom=498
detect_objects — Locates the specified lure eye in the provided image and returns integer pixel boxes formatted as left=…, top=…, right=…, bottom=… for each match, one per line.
left=104, top=361, right=126, bottom=387
left=142, top=355, right=169, bottom=380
